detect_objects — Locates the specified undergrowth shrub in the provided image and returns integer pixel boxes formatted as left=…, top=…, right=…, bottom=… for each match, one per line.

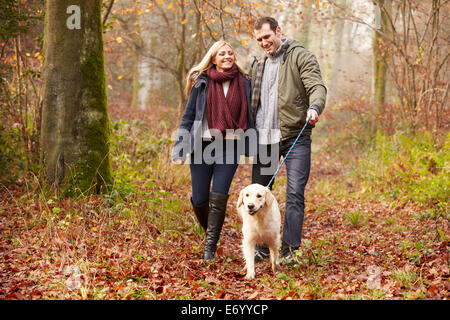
left=318, top=97, right=449, bottom=212
left=107, top=119, right=191, bottom=231
left=0, top=124, right=25, bottom=184
left=354, top=130, right=449, bottom=208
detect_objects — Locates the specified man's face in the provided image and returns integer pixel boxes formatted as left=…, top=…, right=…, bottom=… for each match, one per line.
left=254, top=23, right=282, bottom=55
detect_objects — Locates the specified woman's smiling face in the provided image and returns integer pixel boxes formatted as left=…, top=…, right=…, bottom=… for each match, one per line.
left=213, top=44, right=235, bottom=72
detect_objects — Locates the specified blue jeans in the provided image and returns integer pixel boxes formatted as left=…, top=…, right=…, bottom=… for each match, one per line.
left=190, top=140, right=239, bottom=206
left=252, top=135, right=311, bottom=254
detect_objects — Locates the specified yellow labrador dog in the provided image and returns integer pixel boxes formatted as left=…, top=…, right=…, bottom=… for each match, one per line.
left=237, top=184, right=281, bottom=280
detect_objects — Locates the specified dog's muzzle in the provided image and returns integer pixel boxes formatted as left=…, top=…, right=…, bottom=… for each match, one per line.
left=247, top=204, right=258, bottom=215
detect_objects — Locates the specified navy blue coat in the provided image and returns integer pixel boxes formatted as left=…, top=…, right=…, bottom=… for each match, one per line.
left=172, top=73, right=255, bottom=162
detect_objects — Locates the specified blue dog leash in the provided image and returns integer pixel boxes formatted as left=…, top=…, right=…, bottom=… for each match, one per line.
left=266, top=115, right=312, bottom=188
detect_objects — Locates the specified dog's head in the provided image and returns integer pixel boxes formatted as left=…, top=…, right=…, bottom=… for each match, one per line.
left=237, top=183, right=274, bottom=216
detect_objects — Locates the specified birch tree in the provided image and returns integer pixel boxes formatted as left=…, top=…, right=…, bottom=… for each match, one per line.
left=131, top=4, right=160, bottom=110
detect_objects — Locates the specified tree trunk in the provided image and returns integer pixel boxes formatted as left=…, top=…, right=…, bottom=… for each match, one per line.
left=328, top=0, right=347, bottom=104
left=131, top=6, right=159, bottom=110
left=298, top=6, right=312, bottom=48
left=176, top=0, right=187, bottom=115
left=372, top=0, right=390, bottom=131
left=40, top=0, right=112, bottom=196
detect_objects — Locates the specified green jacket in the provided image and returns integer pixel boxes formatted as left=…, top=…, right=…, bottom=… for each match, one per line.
left=251, top=40, right=327, bottom=139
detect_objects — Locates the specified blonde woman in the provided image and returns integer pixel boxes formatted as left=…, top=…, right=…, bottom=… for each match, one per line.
left=172, top=40, right=253, bottom=260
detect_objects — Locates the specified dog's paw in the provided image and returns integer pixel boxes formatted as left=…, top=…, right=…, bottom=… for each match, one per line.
left=245, top=271, right=255, bottom=280
left=272, top=263, right=280, bottom=273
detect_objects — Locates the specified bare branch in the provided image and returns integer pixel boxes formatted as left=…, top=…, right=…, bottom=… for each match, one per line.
left=152, top=0, right=181, bottom=51
left=102, top=0, right=115, bottom=27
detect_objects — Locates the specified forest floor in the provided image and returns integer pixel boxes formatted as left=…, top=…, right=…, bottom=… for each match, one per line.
left=0, top=104, right=448, bottom=300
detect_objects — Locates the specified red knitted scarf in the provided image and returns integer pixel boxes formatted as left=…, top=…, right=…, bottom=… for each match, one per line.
left=206, top=64, right=247, bottom=134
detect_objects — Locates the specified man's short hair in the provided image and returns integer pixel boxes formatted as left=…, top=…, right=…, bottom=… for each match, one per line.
left=254, top=16, right=279, bottom=33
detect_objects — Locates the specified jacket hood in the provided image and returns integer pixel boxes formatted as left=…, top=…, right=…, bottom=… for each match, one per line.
left=284, top=40, right=305, bottom=57
left=193, top=73, right=208, bottom=88
left=276, top=39, right=305, bottom=64
left=286, top=39, right=305, bottom=52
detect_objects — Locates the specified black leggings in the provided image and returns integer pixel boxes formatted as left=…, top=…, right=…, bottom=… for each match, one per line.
left=190, top=140, right=240, bottom=206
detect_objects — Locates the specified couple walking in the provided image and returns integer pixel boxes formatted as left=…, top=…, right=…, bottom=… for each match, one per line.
left=172, top=17, right=327, bottom=264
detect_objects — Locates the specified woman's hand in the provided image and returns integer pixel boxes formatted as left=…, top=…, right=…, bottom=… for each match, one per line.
left=173, top=158, right=184, bottom=165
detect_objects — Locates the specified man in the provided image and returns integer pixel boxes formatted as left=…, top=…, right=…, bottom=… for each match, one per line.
left=250, top=17, right=327, bottom=264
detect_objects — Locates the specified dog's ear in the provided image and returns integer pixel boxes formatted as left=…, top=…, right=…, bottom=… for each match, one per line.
left=237, top=190, right=244, bottom=210
left=264, top=188, right=273, bottom=207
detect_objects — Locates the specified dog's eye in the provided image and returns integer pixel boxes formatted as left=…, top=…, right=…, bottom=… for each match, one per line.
left=245, top=194, right=249, bottom=197
left=256, top=194, right=262, bottom=198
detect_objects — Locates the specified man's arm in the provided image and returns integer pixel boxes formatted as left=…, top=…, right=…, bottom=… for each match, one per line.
left=297, top=49, right=327, bottom=117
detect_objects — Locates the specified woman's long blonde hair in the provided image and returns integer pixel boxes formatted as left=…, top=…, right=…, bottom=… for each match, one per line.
left=185, top=40, right=246, bottom=97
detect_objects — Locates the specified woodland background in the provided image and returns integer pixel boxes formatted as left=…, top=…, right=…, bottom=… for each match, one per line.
left=0, top=0, right=448, bottom=300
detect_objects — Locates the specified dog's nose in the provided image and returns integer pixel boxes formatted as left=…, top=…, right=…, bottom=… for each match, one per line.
left=247, top=204, right=255, bottom=210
